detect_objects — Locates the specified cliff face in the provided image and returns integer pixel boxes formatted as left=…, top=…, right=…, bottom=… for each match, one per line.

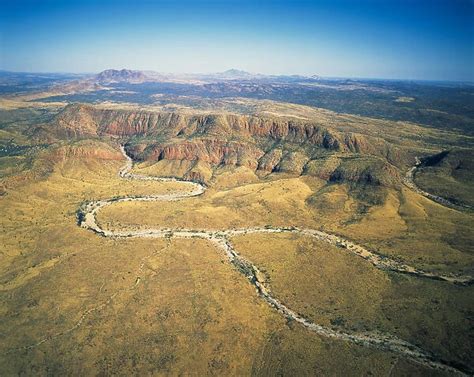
left=128, top=139, right=264, bottom=170
left=48, top=104, right=402, bottom=153
left=50, top=105, right=184, bottom=138
left=43, top=104, right=407, bottom=186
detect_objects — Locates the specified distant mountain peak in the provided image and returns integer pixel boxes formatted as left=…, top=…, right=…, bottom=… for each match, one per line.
left=217, top=68, right=254, bottom=78
left=223, top=68, right=250, bottom=75
left=96, top=69, right=148, bottom=83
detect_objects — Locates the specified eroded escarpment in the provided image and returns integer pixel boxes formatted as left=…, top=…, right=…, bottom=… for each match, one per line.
left=32, top=103, right=472, bottom=218
left=135, top=139, right=265, bottom=170
left=35, top=104, right=411, bottom=187
left=72, top=146, right=473, bottom=376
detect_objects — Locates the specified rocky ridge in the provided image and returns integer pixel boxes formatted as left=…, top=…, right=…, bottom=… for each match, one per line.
left=38, top=104, right=410, bottom=186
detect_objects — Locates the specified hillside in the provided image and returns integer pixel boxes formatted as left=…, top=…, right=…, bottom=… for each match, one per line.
left=414, top=149, right=474, bottom=208
left=32, top=103, right=429, bottom=186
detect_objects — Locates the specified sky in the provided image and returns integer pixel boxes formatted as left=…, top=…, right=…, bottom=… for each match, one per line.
left=0, top=0, right=473, bottom=81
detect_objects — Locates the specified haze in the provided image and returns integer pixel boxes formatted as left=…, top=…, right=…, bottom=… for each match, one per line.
left=0, top=0, right=473, bottom=81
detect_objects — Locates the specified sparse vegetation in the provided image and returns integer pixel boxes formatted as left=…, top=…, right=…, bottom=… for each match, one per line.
left=0, top=74, right=473, bottom=375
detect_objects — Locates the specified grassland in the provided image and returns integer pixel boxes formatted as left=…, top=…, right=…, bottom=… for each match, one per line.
left=232, top=233, right=473, bottom=371
left=95, top=156, right=474, bottom=371
left=1, top=84, right=473, bottom=376
left=99, top=160, right=474, bottom=275
left=0, top=142, right=449, bottom=376
left=1, top=140, right=472, bottom=375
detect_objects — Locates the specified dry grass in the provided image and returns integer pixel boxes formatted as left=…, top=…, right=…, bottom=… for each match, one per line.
left=231, top=232, right=474, bottom=370
left=1, top=143, right=472, bottom=375
left=99, top=171, right=474, bottom=274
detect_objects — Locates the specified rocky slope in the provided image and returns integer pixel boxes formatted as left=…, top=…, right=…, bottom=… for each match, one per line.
left=36, top=104, right=411, bottom=186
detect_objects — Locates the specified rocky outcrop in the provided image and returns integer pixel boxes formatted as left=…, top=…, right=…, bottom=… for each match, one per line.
left=46, top=105, right=402, bottom=160
left=257, top=149, right=283, bottom=171
left=127, top=139, right=264, bottom=170
left=273, top=151, right=310, bottom=175
left=412, top=149, right=474, bottom=208
left=52, top=143, right=123, bottom=161
left=41, top=104, right=409, bottom=187
left=49, top=104, right=99, bottom=139
left=328, top=158, right=401, bottom=187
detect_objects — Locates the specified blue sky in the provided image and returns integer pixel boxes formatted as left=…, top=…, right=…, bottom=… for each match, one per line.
left=0, top=0, right=472, bottom=80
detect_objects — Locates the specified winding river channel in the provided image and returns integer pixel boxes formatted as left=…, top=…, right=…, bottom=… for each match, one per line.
left=77, top=146, right=472, bottom=375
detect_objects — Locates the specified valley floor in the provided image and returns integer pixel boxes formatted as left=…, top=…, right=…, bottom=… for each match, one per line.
left=1, top=141, right=473, bottom=375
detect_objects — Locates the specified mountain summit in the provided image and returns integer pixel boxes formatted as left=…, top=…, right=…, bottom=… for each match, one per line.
left=216, top=69, right=256, bottom=79
left=95, top=69, right=149, bottom=83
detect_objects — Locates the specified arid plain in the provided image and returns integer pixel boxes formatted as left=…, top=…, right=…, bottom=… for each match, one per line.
left=1, top=70, right=473, bottom=375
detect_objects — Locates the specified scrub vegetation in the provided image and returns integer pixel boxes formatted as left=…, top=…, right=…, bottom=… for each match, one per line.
left=1, top=71, right=473, bottom=375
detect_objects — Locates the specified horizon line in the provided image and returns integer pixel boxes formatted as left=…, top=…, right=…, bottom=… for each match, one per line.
left=0, top=67, right=473, bottom=85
